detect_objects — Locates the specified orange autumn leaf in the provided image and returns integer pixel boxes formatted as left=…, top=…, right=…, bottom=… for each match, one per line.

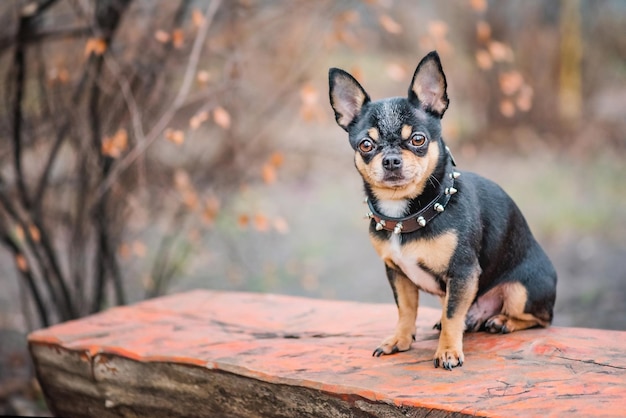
left=84, top=37, right=107, bottom=56
left=213, top=106, right=231, bottom=130
left=499, top=99, right=516, bottom=118
left=182, top=190, right=199, bottom=210
left=15, top=254, right=28, bottom=272
left=48, top=67, right=70, bottom=84
left=15, top=225, right=24, bottom=241
left=273, top=217, right=289, bottom=234
left=262, top=164, right=277, bottom=185
left=165, top=128, right=185, bottom=145
left=154, top=30, right=171, bottom=43
left=172, top=29, right=184, bottom=49
left=379, top=14, right=402, bottom=35
left=428, top=21, right=449, bottom=39
left=488, top=41, right=514, bottom=62
left=499, top=71, right=524, bottom=96
left=253, top=213, right=270, bottom=232
left=349, top=66, right=364, bottom=83
left=299, top=84, right=318, bottom=106
left=475, top=49, right=493, bottom=70
left=334, top=10, right=360, bottom=26
left=173, top=169, right=190, bottom=190
left=470, top=0, right=488, bottom=12
left=197, top=70, right=210, bottom=84
left=516, top=84, right=534, bottom=112
left=192, top=9, right=205, bottom=28
left=202, top=195, right=221, bottom=225
left=269, top=151, right=284, bottom=168
left=237, top=214, right=250, bottom=229
left=299, top=84, right=325, bottom=123
left=118, top=243, right=131, bottom=260
left=132, top=241, right=147, bottom=258
left=386, top=63, right=407, bottom=82
left=476, top=21, right=491, bottom=42
left=190, top=110, right=210, bottom=130
left=101, top=129, right=128, bottom=158
left=28, top=225, right=40, bottom=243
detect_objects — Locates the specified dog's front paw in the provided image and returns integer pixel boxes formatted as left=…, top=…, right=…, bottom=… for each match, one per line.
left=372, top=333, right=414, bottom=357
left=433, top=345, right=464, bottom=370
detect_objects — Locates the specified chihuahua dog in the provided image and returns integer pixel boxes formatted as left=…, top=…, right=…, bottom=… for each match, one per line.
left=328, top=51, right=557, bottom=370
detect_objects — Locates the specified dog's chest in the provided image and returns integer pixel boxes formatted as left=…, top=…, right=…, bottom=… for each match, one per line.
left=375, top=234, right=449, bottom=296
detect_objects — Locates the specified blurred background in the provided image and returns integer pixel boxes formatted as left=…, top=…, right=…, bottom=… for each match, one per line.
left=1, top=0, right=625, bottom=414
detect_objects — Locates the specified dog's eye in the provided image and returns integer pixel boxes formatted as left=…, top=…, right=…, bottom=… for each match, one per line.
left=410, top=133, right=427, bottom=147
left=359, top=139, right=374, bottom=153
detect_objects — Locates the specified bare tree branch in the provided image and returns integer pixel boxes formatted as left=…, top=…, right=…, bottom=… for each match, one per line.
left=95, top=0, right=222, bottom=200
left=0, top=222, right=50, bottom=328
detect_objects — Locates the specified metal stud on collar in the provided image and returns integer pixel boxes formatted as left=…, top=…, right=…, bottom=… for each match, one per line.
left=375, top=219, right=386, bottom=231
left=445, top=187, right=457, bottom=195
left=434, top=203, right=444, bottom=213
left=417, top=216, right=426, bottom=227
left=393, top=222, right=403, bottom=235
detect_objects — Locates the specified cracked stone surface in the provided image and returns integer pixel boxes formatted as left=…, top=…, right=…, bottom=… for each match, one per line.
left=28, top=290, right=626, bottom=417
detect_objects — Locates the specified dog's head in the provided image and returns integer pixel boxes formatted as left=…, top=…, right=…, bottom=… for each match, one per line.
left=329, top=51, right=449, bottom=201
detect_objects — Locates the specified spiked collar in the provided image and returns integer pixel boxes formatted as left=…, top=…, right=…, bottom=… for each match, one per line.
left=365, top=145, right=460, bottom=234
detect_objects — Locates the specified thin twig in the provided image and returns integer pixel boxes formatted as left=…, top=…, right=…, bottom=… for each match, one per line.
left=0, top=177, right=72, bottom=321
left=12, top=13, right=31, bottom=210
left=95, top=0, right=222, bottom=201
left=0, top=230, right=50, bottom=328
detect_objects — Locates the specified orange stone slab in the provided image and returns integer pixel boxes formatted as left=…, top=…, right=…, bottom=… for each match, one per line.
left=29, top=290, right=626, bottom=417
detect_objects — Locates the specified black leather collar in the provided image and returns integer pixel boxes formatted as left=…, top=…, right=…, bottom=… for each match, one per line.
left=365, top=146, right=459, bottom=234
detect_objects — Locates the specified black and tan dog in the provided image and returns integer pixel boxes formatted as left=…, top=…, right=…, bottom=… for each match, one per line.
left=328, top=51, right=557, bottom=370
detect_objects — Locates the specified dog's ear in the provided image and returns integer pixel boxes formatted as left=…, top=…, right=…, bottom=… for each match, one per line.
left=329, top=68, right=371, bottom=131
left=408, top=51, right=449, bottom=118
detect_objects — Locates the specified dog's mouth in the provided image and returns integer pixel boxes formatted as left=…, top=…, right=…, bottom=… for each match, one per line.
left=381, top=173, right=409, bottom=187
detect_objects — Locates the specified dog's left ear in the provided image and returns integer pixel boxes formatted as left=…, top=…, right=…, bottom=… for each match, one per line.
left=329, top=68, right=371, bottom=131
left=408, top=51, right=449, bottom=118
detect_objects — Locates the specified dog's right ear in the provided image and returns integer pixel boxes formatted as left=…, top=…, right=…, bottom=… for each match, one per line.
left=329, top=68, right=370, bottom=131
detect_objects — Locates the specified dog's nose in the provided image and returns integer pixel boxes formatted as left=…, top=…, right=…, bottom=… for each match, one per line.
left=382, top=155, right=403, bottom=171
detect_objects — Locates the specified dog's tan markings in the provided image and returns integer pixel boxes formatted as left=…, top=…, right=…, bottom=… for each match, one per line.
left=370, top=232, right=456, bottom=296
left=406, top=140, right=441, bottom=197
left=485, top=282, right=549, bottom=333
left=401, top=124, right=412, bottom=140
left=365, top=141, right=441, bottom=201
left=374, top=273, right=419, bottom=356
left=354, top=153, right=383, bottom=186
left=435, top=271, right=479, bottom=370
left=370, top=232, right=457, bottom=278
left=402, top=232, right=457, bottom=275
left=367, top=127, right=380, bottom=141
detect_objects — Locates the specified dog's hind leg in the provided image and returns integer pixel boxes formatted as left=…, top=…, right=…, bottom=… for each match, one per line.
left=484, top=282, right=550, bottom=334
